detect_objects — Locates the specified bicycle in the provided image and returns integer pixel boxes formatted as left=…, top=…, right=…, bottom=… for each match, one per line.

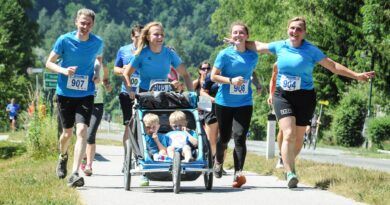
left=303, top=100, right=328, bottom=150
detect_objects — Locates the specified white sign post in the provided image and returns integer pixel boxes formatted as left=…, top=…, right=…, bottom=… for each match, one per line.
left=266, top=113, right=276, bottom=159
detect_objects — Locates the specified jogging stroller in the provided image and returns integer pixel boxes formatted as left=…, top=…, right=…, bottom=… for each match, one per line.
left=123, top=83, right=213, bottom=194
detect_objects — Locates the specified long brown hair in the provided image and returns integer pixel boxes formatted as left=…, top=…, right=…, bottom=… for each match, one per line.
left=134, top=22, right=164, bottom=56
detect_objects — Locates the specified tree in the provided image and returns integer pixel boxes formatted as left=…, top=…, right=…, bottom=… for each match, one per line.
left=0, top=0, right=39, bottom=130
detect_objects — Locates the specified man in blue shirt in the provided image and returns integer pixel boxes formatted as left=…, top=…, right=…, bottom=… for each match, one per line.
left=6, top=98, right=20, bottom=132
left=45, top=8, right=104, bottom=188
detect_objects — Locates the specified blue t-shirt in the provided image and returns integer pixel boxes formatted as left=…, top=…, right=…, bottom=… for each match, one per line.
left=213, top=46, right=258, bottom=107
left=268, top=39, right=326, bottom=90
left=129, top=46, right=182, bottom=91
left=53, top=31, right=103, bottom=97
left=6, top=103, right=20, bottom=117
left=145, top=133, right=170, bottom=155
left=165, top=130, right=198, bottom=149
left=114, top=43, right=140, bottom=93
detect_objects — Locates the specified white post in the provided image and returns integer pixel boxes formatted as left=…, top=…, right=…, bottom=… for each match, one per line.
left=266, top=113, right=276, bottom=159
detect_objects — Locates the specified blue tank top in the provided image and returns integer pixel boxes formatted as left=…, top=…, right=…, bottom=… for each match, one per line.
left=268, top=39, right=326, bottom=90
left=114, top=43, right=140, bottom=93
left=213, top=46, right=258, bottom=107
left=53, top=31, right=103, bottom=97
left=130, top=46, right=182, bottom=91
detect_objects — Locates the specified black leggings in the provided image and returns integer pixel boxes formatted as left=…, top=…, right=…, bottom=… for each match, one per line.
left=215, top=104, right=252, bottom=172
left=87, top=103, right=104, bottom=144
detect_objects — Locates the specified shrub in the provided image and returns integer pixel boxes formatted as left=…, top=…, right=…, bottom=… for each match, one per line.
left=367, top=116, right=390, bottom=149
left=24, top=92, right=58, bottom=158
left=330, top=85, right=367, bottom=147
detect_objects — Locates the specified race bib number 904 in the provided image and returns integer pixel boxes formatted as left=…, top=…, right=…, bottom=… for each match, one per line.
left=280, top=74, right=301, bottom=91
left=67, top=74, right=89, bottom=91
left=229, top=80, right=249, bottom=95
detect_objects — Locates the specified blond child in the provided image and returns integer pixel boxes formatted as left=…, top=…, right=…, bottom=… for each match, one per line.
left=143, top=113, right=169, bottom=160
left=166, top=111, right=198, bottom=162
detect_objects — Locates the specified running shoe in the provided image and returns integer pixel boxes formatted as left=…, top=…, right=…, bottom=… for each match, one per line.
left=81, top=157, right=87, bottom=172
left=286, top=172, right=298, bottom=188
left=213, top=162, right=223, bottom=178
left=139, top=175, right=150, bottom=186
left=232, top=172, right=246, bottom=188
left=222, top=168, right=228, bottom=175
left=67, top=173, right=84, bottom=187
left=84, top=165, right=93, bottom=176
left=275, top=157, right=284, bottom=169
left=56, top=153, right=68, bottom=179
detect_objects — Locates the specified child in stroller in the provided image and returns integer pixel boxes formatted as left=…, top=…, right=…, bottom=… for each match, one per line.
left=166, top=111, right=198, bottom=162
left=143, top=113, right=171, bottom=161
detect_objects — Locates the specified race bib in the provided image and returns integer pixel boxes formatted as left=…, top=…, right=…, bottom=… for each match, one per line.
left=67, top=74, right=89, bottom=91
left=229, top=80, right=249, bottom=95
left=149, top=79, right=170, bottom=92
left=130, top=76, right=140, bottom=93
left=280, top=74, right=301, bottom=91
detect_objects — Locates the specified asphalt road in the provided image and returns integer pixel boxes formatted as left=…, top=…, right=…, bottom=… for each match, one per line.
left=97, top=121, right=390, bottom=173
left=78, top=145, right=363, bottom=205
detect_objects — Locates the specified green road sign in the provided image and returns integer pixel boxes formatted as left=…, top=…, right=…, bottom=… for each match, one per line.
left=44, top=72, right=58, bottom=89
left=44, top=81, right=57, bottom=89
left=44, top=72, right=58, bottom=81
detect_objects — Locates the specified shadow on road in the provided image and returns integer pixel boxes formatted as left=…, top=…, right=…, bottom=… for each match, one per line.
left=95, top=153, right=110, bottom=161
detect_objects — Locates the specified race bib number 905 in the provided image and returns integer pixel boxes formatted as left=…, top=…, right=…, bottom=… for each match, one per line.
left=229, top=80, right=249, bottom=95
left=67, top=74, right=89, bottom=91
left=280, top=74, right=301, bottom=91
left=149, top=79, right=170, bottom=92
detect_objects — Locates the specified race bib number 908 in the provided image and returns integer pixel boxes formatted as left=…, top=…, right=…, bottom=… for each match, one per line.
left=229, top=80, right=249, bottom=95
left=67, top=74, right=89, bottom=91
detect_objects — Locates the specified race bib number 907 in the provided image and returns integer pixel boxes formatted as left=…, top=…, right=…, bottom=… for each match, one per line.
left=67, top=74, right=89, bottom=91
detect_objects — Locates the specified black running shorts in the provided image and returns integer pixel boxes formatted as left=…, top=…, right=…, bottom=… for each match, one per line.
left=57, top=95, right=94, bottom=129
left=272, top=87, right=316, bottom=126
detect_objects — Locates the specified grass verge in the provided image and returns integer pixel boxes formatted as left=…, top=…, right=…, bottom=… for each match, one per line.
left=224, top=149, right=390, bottom=205
left=0, top=143, right=81, bottom=204
left=318, top=143, right=390, bottom=159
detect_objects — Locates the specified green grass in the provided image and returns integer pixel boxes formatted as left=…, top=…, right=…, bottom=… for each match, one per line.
left=224, top=149, right=390, bottom=205
left=0, top=155, right=81, bottom=205
left=96, top=138, right=122, bottom=146
left=317, top=143, right=390, bottom=159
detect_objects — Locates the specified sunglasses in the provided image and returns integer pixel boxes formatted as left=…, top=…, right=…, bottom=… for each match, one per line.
left=200, top=67, right=210, bottom=71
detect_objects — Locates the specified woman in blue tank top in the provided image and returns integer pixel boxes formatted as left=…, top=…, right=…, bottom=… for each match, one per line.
left=227, top=16, right=374, bottom=188
left=123, top=22, right=193, bottom=92
left=211, top=22, right=259, bottom=188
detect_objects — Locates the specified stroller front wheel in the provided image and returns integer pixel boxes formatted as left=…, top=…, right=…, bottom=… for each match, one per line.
left=172, top=151, right=181, bottom=194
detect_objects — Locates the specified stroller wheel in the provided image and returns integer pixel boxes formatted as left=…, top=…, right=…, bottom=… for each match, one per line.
left=124, top=139, right=132, bottom=191
left=172, top=151, right=181, bottom=194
